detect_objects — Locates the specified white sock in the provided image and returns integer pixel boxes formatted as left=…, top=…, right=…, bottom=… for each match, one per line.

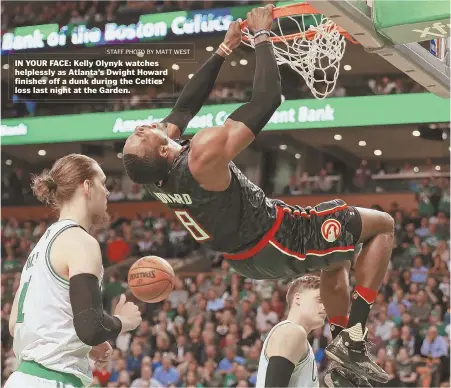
left=346, top=323, right=364, bottom=341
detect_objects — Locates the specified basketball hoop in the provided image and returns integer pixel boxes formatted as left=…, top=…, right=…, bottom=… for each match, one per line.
left=240, top=3, right=358, bottom=99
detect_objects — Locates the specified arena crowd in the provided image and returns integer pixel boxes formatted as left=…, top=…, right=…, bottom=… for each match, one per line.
left=2, top=188, right=449, bottom=387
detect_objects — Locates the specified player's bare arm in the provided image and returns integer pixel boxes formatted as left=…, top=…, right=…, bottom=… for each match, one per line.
left=188, top=5, right=282, bottom=191
left=162, top=20, right=242, bottom=140
left=57, top=228, right=141, bottom=346
left=265, top=323, right=309, bottom=387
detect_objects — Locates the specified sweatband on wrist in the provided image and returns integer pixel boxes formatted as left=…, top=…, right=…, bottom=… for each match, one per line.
left=162, top=53, right=225, bottom=134
left=219, top=42, right=232, bottom=55
left=265, top=356, right=295, bottom=387
left=228, top=42, right=281, bottom=136
left=254, top=29, right=271, bottom=39
left=70, top=273, right=122, bottom=346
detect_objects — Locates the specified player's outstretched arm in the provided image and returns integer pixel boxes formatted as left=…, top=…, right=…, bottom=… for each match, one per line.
left=161, top=20, right=242, bottom=139
left=188, top=6, right=281, bottom=189
left=63, top=228, right=141, bottom=346
left=264, top=323, right=309, bottom=387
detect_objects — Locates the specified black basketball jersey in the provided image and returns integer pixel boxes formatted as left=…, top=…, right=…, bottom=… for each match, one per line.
left=144, top=141, right=277, bottom=254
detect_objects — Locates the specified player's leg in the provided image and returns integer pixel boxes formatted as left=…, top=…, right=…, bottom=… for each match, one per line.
left=321, top=259, right=373, bottom=388
left=320, top=262, right=350, bottom=339
left=326, top=207, right=393, bottom=383
left=348, top=207, right=394, bottom=330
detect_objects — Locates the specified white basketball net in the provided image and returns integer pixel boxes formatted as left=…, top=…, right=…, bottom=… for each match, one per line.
left=242, top=14, right=347, bottom=99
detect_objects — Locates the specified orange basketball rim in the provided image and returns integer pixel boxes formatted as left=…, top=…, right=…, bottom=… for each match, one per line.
left=240, top=3, right=358, bottom=44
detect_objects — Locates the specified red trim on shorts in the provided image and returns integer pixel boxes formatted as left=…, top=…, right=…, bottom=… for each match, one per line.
left=224, top=206, right=354, bottom=261
left=329, top=316, right=349, bottom=328
left=310, top=203, right=348, bottom=216
left=269, top=240, right=355, bottom=260
left=307, top=246, right=355, bottom=255
left=223, top=206, right=285, bottom=260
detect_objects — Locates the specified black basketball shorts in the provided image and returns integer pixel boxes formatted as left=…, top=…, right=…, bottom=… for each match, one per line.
left=224, top=199, right=362, bottom=280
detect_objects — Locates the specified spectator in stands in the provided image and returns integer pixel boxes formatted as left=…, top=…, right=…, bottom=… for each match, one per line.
left=109, top=183, right=126, bottom=202
left=353, top=160, right=372, bottom=191
left=131, top=365, right=162, bottom=388
left=127, top=184, right=144, bottom=201
left=154, top=355, right=180, bottom=386
left=411, top=256, right=429, bottom=284
left=167, top=277, right=188, bottom=309
left=217, top=346, right=244, bottom=375
left=376, top=310, right=396, bottom=342
left=107, top=231, right=131, bottom=264
left=206, top=289, right=224, bottom=312
left=255, top=300, right=278, bottom=334
left=420, top=325, right=448, bottom=359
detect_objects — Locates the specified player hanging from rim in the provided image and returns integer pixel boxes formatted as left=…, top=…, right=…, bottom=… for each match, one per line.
left=255, top=275, right=326, bottom=388
left=122, top=5, right=393, bottom=385
left=5, top=154, right=142, bottom=388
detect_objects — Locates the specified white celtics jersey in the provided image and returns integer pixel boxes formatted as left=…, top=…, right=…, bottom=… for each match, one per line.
left=13, top=219, right=103, bottom=387
left=256, top=320, right=319, bottom=388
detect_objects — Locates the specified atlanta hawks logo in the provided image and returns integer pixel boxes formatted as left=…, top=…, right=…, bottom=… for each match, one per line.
left=321, top=218, right=341, bottom=242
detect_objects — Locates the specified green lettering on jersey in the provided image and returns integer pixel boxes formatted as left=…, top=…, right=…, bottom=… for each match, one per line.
left=25, top=252, right=38, bottom=270
left=17, top=277, right=31, bottom=323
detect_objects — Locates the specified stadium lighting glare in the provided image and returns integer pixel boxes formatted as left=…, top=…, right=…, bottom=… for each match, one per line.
left=117, top=153, right=123, bottom=159
left=373, top=149, right=382, bottom=156
left=413, top=166, right=419, bottom=173
left=240, top=59, right=248, bottom=65
left=38, top=150, right=47, bottom=156
left=188, top=74, right=193, bottom=79
left=435, top=165, right=441, bottom=171
left=295, top=153, right=301, bottom=159
left=334, top=134, right=342, bottom=141
left=206, top=46, right=214, bottom=52
left=343, top=64, right=352, bottom=71
left=5, top=159, right=12, bottom=165
left=231, top=61, right=237, bottom=66
left=412, top=130, right=421, bottom=137
left=172, top=64, right=180, bottom=70
left=2, top=64, right=9, bottom=70
left=358, top=141, right=366, bottom=146
left=279, top=144, right=287, bottom=150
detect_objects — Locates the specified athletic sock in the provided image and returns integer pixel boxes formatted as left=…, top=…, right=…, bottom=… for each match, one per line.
left=329, top=316, right=349, bottom=339
left=347, top=285, right=378, bottom=331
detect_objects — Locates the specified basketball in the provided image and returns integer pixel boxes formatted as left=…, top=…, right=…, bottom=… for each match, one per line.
left=127, top=256, right=175, bottom=303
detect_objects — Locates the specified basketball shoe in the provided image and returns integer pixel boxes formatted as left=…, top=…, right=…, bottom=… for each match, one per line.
left=324, top=363, right=372, bottom=388
left=325, top=323, right=388, bottom=383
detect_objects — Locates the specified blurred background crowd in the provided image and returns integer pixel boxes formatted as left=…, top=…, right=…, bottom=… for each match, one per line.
left=1, top=0, right=449, bottom=387
left=2, top=158, right=449, bottom=205
left=2, top=191, right=450, bottom=387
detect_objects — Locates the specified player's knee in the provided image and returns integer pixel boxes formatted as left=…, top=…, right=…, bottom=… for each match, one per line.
left=380, top=211, right=395, bottom=237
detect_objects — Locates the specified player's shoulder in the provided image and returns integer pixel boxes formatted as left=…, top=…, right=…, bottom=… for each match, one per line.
left=266, top=321, right=309, bottom=363
left=270, top=320, right=308, bottom=342
left=53, top=226, right=100, bottom=253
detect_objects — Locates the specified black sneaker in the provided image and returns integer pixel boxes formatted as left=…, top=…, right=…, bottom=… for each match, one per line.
left=324, top=363, right=373, bottom=388
left=325, top=323, right=388, bottom=383
left=324, top=366, right=357, bottom=388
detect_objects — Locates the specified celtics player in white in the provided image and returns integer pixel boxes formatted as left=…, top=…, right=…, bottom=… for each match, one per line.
left=256, top=275, right=325, bottom=388
left=5, top=154, right=142, bottom=388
